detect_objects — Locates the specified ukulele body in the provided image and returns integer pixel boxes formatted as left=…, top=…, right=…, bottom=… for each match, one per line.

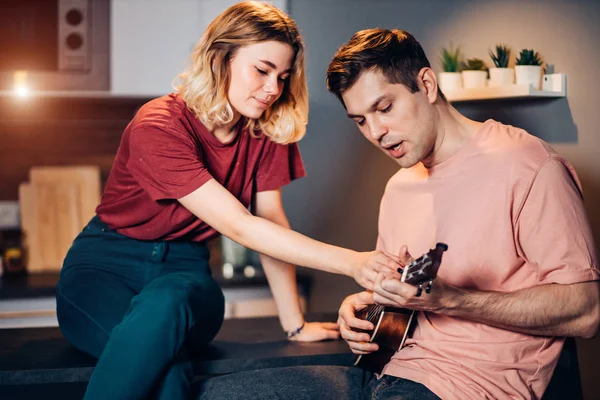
left=351, top=243, right=448, bottom=374
left=354, top=306, right=415, bottom=373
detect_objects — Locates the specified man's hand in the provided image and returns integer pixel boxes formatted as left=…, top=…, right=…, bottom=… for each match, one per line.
left=337, top=291, right=379, bottom=355
left=287, top=322, right=340, bottom=342
left=372, top=245, right=460, bottom=313
left=353, top=251, right=403, bottom=291
left=367, top=246, right=599, bottom=339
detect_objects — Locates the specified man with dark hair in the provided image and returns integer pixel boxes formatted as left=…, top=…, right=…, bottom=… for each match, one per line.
left=328, top=28, right=599, bottom=399
left=327, top=29, right=446, bottom=103
left=198, top=28, right=599, bottom=400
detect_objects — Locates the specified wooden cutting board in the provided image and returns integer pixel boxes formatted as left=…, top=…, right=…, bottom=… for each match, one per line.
left=30, top=166, right=101, bottom=229
left=19, top=166, right=101, bottom=272
left=18, top=183, right=42, bottom=272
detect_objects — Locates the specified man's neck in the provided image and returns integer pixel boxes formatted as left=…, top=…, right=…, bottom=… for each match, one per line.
left=422, top=104, right=482, bottom=168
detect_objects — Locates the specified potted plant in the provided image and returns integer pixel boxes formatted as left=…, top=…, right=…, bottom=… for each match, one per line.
left=438, top=45, right=462, bottom=92
left=488, top=44, right=514, bottom=87
left=461, top=58, right=487, bottom=89
left=515, top=49, right=543, bottom=89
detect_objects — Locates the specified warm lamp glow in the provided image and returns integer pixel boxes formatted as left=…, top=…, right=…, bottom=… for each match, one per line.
left=15, top=86, right=30, bottom=98
left=14, top=70, right=31, bottom=98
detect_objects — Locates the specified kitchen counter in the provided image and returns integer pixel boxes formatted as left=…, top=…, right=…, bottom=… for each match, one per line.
left=0, top=271, right=312, bottom=300
left=0, top=273, right=58, bottom=300
left=0, top=313, right=349, bottom=399
left=0, top=315, right=583, bottom=400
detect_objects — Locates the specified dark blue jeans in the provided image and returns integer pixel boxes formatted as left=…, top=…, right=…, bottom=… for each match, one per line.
left=56, top=216, right=225, bottom=400
left=197, top=366, right=440, bottom=400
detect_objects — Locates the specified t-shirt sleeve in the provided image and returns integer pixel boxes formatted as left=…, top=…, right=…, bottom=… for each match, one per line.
left=516, top=156, right=600, bottom=285
left=255, top=141, right=306, bottom=192
left=126, top=123, right=213, bottom=200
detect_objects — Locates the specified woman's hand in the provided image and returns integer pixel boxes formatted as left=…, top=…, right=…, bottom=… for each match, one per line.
left=371, top=245, right=459, bottom=314
left=287, top=321, right=340, bottom=342
left=353, top=251, right=403, bottom=290
left=337, top=291, right=378, bottom=355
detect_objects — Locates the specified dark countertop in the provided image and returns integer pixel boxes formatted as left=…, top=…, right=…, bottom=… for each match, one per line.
left=0, top=271, right=313, bottom=300
left=0, top=273, right=58, bottom=300
left=0, top=315, right=585, bottom=400
left=0, top=313, right=350, bottom=385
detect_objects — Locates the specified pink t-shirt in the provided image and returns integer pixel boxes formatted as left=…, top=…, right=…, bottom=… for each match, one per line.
left=379, top=120, right=599, bottom=399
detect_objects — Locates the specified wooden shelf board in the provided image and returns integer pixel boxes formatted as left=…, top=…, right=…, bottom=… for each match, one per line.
left=447, top=73, right=566, bottom=102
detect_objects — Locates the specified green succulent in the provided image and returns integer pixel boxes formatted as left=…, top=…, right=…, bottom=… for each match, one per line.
left=489, top=44, right=511, bottom=68
left=461, top=58, right=487, bottom=71
left=515, top=49, right=543, bottom=66
left=440, top=45, right=461, bottom=73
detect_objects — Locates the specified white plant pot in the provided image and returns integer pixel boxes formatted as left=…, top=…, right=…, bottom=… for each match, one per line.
left=489, top=68, right=515, bottom=87
left=515, top=65, right=542, bottom=90
left=438, top=72, right=462, bottom=92
left=461, top=70, right=487, bottom=89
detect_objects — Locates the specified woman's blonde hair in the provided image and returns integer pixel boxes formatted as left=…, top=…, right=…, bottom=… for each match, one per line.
left=177, top=1, right=308, bottom=144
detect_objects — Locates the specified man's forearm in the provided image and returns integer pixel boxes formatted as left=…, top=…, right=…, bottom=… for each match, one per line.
left=444, top=281, right=600, bottom=338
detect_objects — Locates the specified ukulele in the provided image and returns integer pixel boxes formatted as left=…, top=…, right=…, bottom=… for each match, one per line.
left=354, top=242, right=448, bottom=373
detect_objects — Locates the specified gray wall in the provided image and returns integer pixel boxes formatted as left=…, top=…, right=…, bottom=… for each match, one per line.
left=282, top=0, right=600, bottom=398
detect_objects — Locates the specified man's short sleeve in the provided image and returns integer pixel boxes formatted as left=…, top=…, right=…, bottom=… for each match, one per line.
left=127, top=124, right=213, bottom=200
left=255, top=141, right=306, bottom=192
left=516, top=157, right=599, bottom=284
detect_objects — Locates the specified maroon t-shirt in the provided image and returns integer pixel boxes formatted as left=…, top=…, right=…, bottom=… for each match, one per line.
left=96, top=93, right=306, bottom=242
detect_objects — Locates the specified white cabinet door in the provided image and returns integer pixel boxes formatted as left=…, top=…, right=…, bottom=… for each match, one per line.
left=110, top=0, right=288, bottom=97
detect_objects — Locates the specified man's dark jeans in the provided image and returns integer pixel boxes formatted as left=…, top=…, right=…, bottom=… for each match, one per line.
left=197, top=365, right=440, bottom=400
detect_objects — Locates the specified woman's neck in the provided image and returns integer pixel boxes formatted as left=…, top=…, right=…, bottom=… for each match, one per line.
left=212, top=112, right=242, bottom=144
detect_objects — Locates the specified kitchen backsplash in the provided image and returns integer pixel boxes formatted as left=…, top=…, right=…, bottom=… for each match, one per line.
left=0, top=95, right=152, bottom=201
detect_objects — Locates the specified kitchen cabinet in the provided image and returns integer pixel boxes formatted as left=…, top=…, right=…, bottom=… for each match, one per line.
left=110, top=0, right=288, bottom=97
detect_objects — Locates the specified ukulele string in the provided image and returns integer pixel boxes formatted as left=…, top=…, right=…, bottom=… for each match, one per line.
left=366, top=304, right=379, bottom=323
left=366, top=304, right=384, bottom=324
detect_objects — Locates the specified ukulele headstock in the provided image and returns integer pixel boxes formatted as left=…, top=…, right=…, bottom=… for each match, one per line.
left=400, top=243, right=448, bottom=285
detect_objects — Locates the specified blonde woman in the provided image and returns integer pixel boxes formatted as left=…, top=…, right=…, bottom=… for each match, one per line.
left=56, top=2, right=401, bottom=399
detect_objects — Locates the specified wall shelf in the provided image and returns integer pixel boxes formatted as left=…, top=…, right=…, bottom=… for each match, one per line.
left=447, top=73, right=566, bottom=102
